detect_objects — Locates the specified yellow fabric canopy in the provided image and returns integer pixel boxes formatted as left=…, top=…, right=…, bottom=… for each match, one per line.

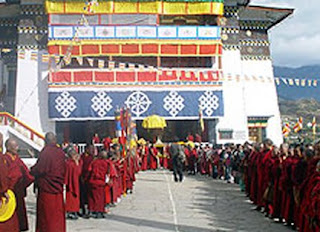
left=46, top=1, right=224, bottom=15
left=142, top=115, right=167, bottom=129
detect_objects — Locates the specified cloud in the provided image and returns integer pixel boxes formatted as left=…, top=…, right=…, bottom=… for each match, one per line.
left=250, top=0, right=320, bottom=67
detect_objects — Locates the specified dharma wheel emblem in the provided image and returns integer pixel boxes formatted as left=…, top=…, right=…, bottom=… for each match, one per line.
left=125, top=91, right=151, bottom=117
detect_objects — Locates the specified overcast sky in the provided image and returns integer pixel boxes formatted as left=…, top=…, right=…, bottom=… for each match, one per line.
left=250, top=0, right=319, bottom=67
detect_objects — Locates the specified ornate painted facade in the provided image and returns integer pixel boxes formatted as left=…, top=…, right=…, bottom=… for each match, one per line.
left=0, top=0, right=293, bottom=144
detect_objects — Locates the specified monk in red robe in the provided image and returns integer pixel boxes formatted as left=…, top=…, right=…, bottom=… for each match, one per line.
left=102, top=137, right=112, bottom=151
left=0, top=147, right=19, bottom=232
left=139, top=144, right=148, bottom=171
left=105, top=156, right=117, bottom=208
left=80, top=144, right=94, bottom=217
left=126, top=153, right=136, bottom=193
left=88, top=150, right=109, bottom=218
left=0, top=138, right=34, bottom=232
left=65, top=146, right=82, bottom=220
left=30, top=132, right=66, bottom=232
left=150, top=145, right=158, bottom=170
left=162, top=146, right=169, bottom=169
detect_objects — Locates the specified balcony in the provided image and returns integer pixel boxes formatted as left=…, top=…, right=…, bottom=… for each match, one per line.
left=49, top=68, right=223, bottom=85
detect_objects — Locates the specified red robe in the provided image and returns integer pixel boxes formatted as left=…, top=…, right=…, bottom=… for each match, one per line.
left=65, top=159, right=83, bottom=212
left=105, top=159, right=117, bottom=205
left=150, top=147, right=158, bottom=170
left=1, top=153, right=34, bottom=232
left=102, top=137, right=112, bottom=151
left=200, top=151, right=207, bottom=175
left=30, top=144, right=66, bottom=232
left=126, top=156, right=136, bottom=191
left=140, top=147, right=148, bottom=171
left=80, top=153, right=93, bottom=207
left=0, top=155, right=19, bottom=232
left=88, top=158, right=109, bottom=212
left=113, top=160, right=122, bottom=202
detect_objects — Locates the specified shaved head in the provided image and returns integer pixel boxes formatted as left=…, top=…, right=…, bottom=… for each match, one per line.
left=45, top=132, right=57, bottom=145
left=5, top=138, right=19, bottom=155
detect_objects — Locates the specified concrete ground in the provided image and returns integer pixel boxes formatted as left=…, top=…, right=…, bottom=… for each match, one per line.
left=25, top=170, right=291, bottom=232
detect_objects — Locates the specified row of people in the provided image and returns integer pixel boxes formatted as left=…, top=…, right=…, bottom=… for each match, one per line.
left=65, top=143, right=139, bottom=220
left=137, top=139, right=320, bottom=232
left=0, top=133, right=139, bottom=232
left=243, top=140, right=320, bottom=232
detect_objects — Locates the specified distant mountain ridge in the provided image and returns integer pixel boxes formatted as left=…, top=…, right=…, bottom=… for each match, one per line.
left=273, top=65, right=320, bottom=101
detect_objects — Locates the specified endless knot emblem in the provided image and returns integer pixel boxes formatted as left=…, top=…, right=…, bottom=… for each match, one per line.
left=55, top=91, right=77, bottom=118
left=125, top=91, right=151, bottom=117
left=198, top=91, right=219, bottom=116
left=163, top=91, right=185, bottom=117
left=91, top=91, right=113, bottom=117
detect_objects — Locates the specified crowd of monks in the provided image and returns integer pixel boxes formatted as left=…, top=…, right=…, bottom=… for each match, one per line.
left=243, top=140, right=320, bottom=232
left=1, top=131, right=320, bottom=232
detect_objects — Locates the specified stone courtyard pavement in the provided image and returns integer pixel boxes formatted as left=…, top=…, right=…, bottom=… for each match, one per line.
left=26, top=170, right=291, bottom=232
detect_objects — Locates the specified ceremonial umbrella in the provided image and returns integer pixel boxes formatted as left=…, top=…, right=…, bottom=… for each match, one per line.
left=142, top=115, right=167, bottom=129
left=142, top=115, right=167, bottom=142
left=0, top=190, right=16, bottom=222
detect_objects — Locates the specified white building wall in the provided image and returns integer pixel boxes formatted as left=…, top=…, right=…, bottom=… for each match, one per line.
left=15, top=49, right=55, bottom=135
left=217, top=49, right=249, bottom=144
left=241, top=59, right=283, bottom=146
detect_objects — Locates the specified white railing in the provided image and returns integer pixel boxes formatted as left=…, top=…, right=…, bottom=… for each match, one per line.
left=77, top=143, right=104, bottom=154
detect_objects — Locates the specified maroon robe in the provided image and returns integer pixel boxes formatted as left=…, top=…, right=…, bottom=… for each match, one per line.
left=105, top=159, right=117, bottom=205
left=80, top=152, right=93, bottom=208
left=113, top=160, right=122, bottom=202
left=88, top=158, right=109, bottom=212
left=150, top=147, right=158, bottom=170
left=126, top=156, right=136, bottom=191
left=1, top=153, right=34, bottom=232
left=249, top=151, right=259, bottom=204
left=0, top=155, right=19, bottom=232
left=65, top=158, right=82, bottom=212
left=140, top=146, right=148, bottom=171
left=30, top=144, right=66, bottom=232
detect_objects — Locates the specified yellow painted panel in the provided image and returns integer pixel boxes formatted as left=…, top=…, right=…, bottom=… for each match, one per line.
left=138, top=2, right=159, bottom=14
left=114, top=2, right=138, bottom=13
left=163, top=2, right=186, bottom=14
left=45, top=1, right=64, bottom=13
left=65, top=1, right=86, bottom=13
left=187, top=2, right=211, bottom=14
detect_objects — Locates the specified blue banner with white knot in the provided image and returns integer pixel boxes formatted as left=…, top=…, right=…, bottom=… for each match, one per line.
left=48, top=89, right=224, bottom=120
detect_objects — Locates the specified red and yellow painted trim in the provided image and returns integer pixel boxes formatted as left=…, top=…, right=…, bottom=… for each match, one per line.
left=49, top=69, right=222, bottom=83
left=46, top=0, right=224, bottom=15
left=48, top=40, right=222, bottom=57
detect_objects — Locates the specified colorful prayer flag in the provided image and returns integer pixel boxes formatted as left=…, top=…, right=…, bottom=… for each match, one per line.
left=119, top=63, right=125, bottom=69
left=282, top=123, right=291, bottom=137
left=87, top=58, right=94, bottom=67
left=281, top=78, right=288, bottom=85
left=293, top=117, right=303, bottom=133
left=312, top=116, right=316, bottom=135
left=63, top=56, right=72, bottom=65
left=108, top=61, right=115, bottom=69
left=76, top=57, right=83, bottom=66
left=98, top=59, right=105, bottom=69
left=55, top=55, right=61, bottom=64
left=18, top=50, right=25, bottom=60
left=199, top=107, right=204, bottom=132
left=30, top=51, right=38, bottom=61
left=288, top=79, right=294, bottom=86
left=42, top=54, right=49, bottom=63
left=313, top=80, right=317, bottom=87
left=129, top=63, right=135, bottom=70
